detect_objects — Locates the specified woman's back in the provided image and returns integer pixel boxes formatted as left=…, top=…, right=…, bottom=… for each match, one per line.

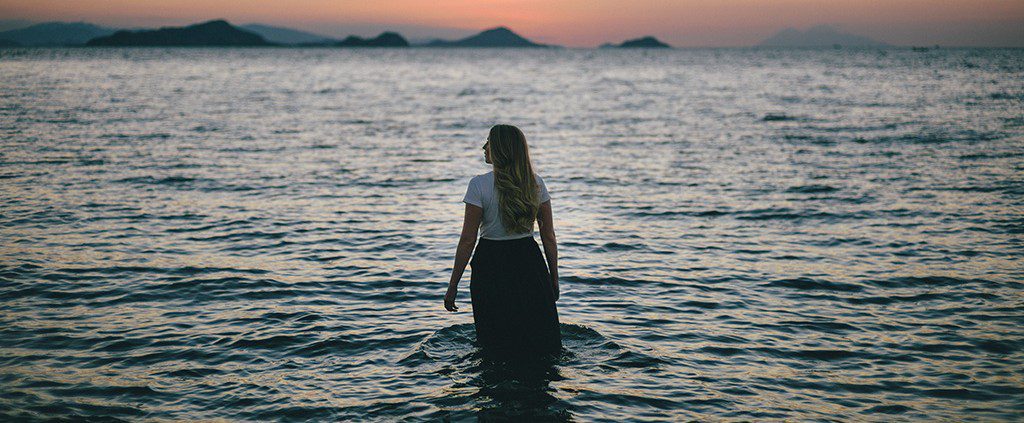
left=463, top=171, right=550, bottom=241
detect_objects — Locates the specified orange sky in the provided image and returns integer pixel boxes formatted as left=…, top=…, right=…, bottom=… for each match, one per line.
left=2, top=0, right=1022, bottom=46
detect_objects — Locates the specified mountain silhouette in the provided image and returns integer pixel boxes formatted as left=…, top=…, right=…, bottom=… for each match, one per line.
left=0, top=22, right=116, bottom=46
left=759, top=25, right=889, bottom=47
left=86, top=20, right=271, bottom=46
left=241, top=24, right=334, bottom=45
left=425, top=27, right=547, bottom=47
left=606, top=36, right=671, bottom=48
left=336, top=32, right=409, bottom=47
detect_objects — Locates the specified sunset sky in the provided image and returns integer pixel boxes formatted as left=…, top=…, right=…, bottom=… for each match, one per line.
left=2, top=0, right=1022, bottom=46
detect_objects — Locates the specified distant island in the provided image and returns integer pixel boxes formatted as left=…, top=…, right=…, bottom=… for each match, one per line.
left=0, top=22, right=116, bottom=46
left=602, top=36, right=671, bottom=48
left=86, top=20, right=271, bottom=46
left=424, top=27, right=549, bottom=48
left=240, top=24, right=333, bottom=45
left=337, top=32, right=409, bottom=47
left=759, top=25, right=889, bottom=47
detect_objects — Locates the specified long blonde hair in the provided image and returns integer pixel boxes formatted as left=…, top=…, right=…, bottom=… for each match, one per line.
left=488, top=124, right=539, bottom=234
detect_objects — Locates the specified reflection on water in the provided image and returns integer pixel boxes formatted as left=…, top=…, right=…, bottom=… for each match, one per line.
left=404, top=323, right=634, bottom=420
left=1, top=47, right=1023, bottom=420
left=471, top=354, right=568, bottom=421
left=407, top=323, right=668, bottom=421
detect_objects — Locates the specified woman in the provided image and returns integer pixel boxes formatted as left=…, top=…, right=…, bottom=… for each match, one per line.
left=444, top=124, right=562, bottom=358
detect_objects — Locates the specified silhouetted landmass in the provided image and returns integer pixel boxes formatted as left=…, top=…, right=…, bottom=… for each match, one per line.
left=759, top=25, right=889, bottom=47
left=336, top=32, right=409, bottom=47
left=0, top=20, right=33, bottom=32
left=86, top=20, right=271, bottom=46
left=0, top=22, right=116, bottom=46
left=606, top=36, right=671, bottom=48
left=241, top=24, right=334, bottom=45
left=424, top=27, right=548, bottom=47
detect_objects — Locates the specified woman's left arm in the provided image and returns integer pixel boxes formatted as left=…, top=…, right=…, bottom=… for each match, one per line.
left=445, top=203, right=483, bottom=312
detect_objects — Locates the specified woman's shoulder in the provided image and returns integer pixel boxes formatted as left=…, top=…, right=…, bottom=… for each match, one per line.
left=471, top=171, right=494, bottom=182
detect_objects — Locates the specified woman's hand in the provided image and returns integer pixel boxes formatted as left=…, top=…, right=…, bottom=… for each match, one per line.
left=444, top=286, right=459, bottom=312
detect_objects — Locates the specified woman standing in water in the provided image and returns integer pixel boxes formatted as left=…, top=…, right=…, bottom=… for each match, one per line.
left=444, top=124, right=562, bottom=358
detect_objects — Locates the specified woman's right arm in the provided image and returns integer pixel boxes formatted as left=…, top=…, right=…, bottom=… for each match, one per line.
left=445, top=203, right=482, bottom=312
left=537, top=200, right=558, bottom=301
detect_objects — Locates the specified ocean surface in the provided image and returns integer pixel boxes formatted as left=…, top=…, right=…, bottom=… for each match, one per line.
left=1, top=47, right=1022, bottom=421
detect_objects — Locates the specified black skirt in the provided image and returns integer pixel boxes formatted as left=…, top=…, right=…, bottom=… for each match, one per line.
left=470, top=236, right=562, bottom=358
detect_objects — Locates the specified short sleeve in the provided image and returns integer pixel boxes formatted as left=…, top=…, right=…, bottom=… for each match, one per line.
left=463, top=177, right=482, bottom=207
left=537, top=175, right=550, bottom=204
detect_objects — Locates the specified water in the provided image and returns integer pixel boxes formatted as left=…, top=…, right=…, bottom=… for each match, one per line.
left=1, top=47, right=1022, bottom=421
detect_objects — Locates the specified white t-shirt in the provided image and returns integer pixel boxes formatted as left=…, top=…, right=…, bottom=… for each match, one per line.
left=462, top=171, right=551, bottom=240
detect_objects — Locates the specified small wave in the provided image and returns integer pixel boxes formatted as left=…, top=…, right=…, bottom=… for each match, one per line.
left=866, top=276, right=995, bottom=288
left=785, top=184, right=838, bottom=194
left=629, top=207, right=864, bottom=222
left=629, top=210, right=728, bottom=218
left=49, top=384, right=173, bottom=401
left=101, top=132, right=172, bottom=140
left=154, top=276, right=288, bottom=294
left=734, top=208, right=845, bottom=221
left=940, top=184, right=1015, bottom=193
left=115, top=175, right=204, bottom=187
left=315, top=87, right=347, bottom=94
left=974, top=339, right=1018, bottom=354
left=292, top=335, right=377, bottom=357
left=958, top=151, right=1022, bottom=160
left=157, top=367, right=226, bottom=378
left=164, top=217, right=260, bottom=233
left=560, top=275, right=677, bottom=289
left=597, top=242, right=642, bottom=252
left=853, top=130, right=1004, bottom=144
left=921, top=388, right=1000, bottom=401
left=759, top=347, right=867, bottom=361
left=772, top=320, right=860, bottom=333
left=766, top=277, right=865, bottom=292
left=192, top=125, right=220, bottom=133
left=697, top=346, right=745, bottom=357
left=186, top=230, right=289, bottom=242
left=51, top=265, right=269, bottom=277
left=680, top=300, right=721, bottom=309
left=988, top=91, right=1022, bottom=100
left=761, top=113, right=800, bottom=122
left=845, top=293, right=944, bottom=305
left=228, top=334, right=308, bottom=350
left=261, top=311, right=325, bottom=323
left=862, top=404, right=914, bottom=414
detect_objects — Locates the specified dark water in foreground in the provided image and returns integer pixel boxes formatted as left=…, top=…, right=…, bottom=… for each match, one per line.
left=1, top=47, right=1022, bottom=421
